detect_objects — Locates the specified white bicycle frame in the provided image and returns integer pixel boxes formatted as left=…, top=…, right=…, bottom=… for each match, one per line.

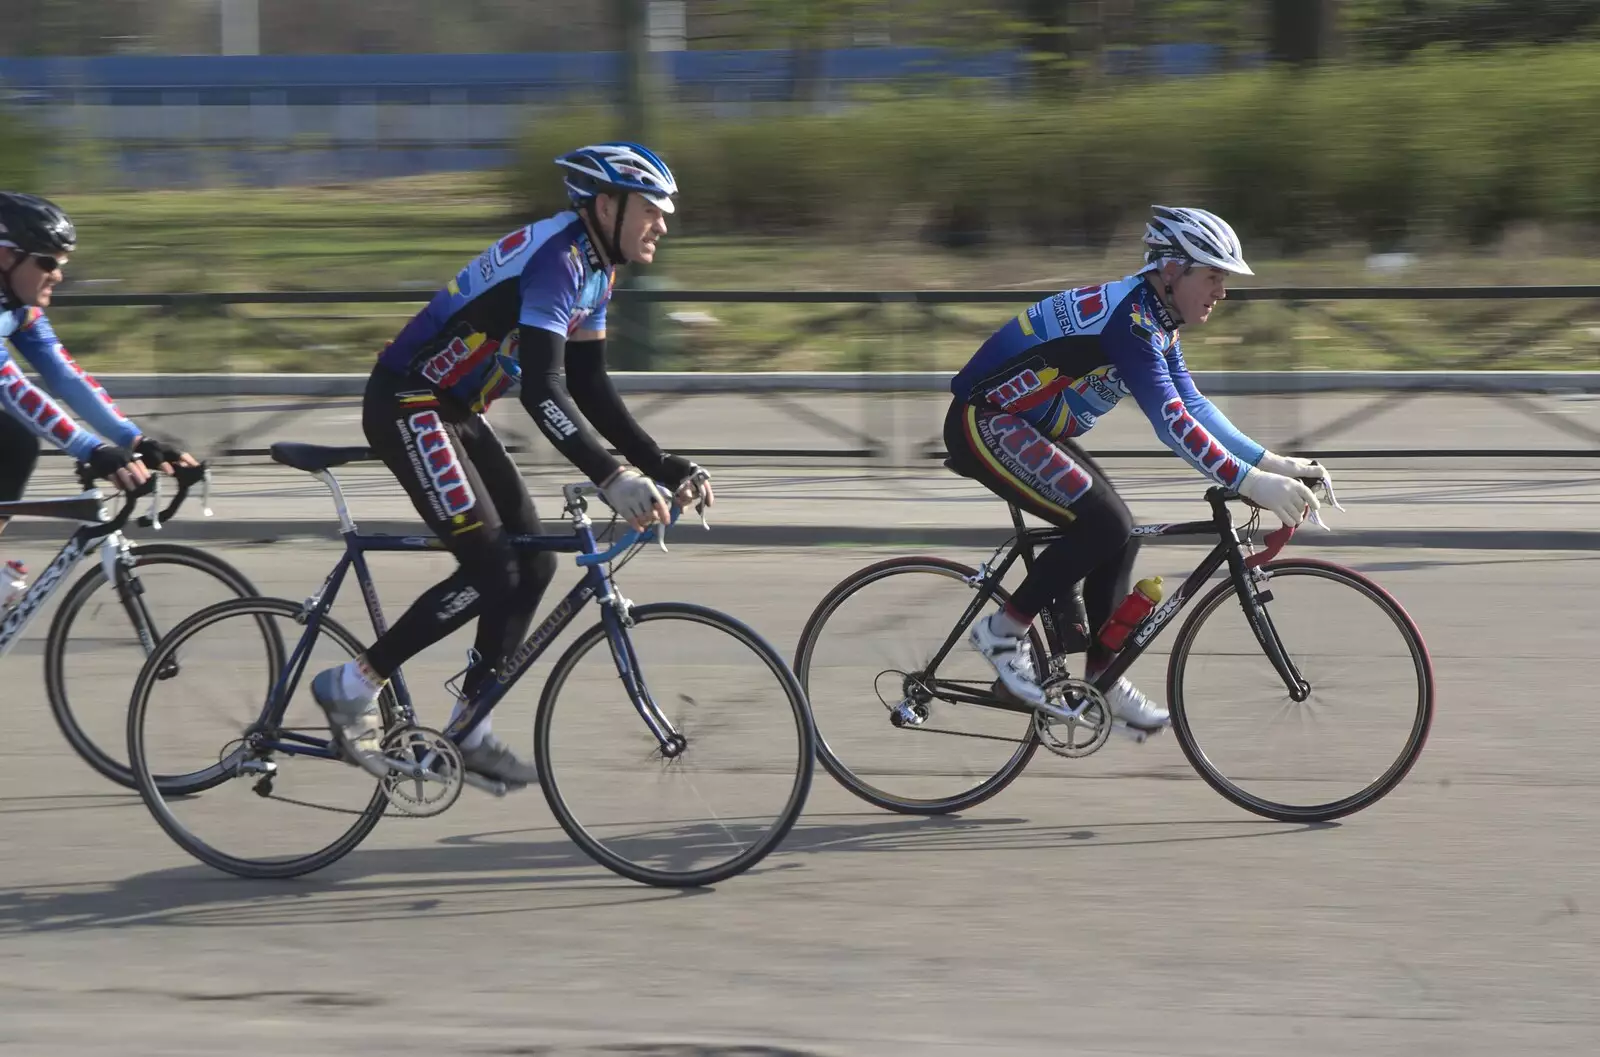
left=0, top=491, right=130, bottom=658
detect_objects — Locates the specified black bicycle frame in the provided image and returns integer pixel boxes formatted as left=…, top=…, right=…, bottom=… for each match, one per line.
left=919, top=486, right=1308, bottom=711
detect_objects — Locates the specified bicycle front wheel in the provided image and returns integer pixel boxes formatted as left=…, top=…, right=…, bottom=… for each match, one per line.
left=535, top=602, right=814, bottom=888
left=45, top=541, right=259, bottom=793
left=1167, top=558, right=1434, bottom=823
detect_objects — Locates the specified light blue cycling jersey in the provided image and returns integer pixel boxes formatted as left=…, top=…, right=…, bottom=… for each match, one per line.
left=376, top=212, right=614, bottom=415
left=0, top=303, right=139, bottom=461
left=951, top=274, right=1264, bottom=487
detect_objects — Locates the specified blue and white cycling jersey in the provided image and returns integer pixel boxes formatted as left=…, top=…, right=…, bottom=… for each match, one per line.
left=951, top=274, right=1264, bottom=487
left=377, top=212, right=615, bottom=415
left=0, top=303, right=139, bottom=460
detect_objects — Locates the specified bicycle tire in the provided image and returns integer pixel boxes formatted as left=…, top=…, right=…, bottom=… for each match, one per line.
left=1166, top=558, right=1435, bottom=823
left=792, top=556, right=1043, bottom=816
left=535, top=602, right=814, bottom=888
left=45, top=541, right=260, bottom=794
left=128, top=596, right=394, bottom=879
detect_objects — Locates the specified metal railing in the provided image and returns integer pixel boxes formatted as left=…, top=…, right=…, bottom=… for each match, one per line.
left=41, top=285, right=1600, bottom=464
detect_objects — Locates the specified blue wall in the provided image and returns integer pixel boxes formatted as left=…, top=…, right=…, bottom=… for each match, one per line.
left=0, top=45, right=1225, bottom=106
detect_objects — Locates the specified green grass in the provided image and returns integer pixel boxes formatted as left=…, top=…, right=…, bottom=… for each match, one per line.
left=39, top=174, right=1600, bottom=374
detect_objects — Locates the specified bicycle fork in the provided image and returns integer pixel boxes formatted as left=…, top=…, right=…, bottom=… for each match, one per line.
left=600, top=596, right=685, bottom=759
left=1234, top=560, right=1312, bottom=701
left=101, top=535, right=183, bottom=680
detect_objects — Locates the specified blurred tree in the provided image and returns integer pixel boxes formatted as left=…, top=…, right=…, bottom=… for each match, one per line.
left=1345, top=0, right=1600, bottom=58
left=0, top=0, right=142, bottom=56
left=1267, top=0, right=1338, bottom=65
left=1154, top=0, right=1262, bottom=69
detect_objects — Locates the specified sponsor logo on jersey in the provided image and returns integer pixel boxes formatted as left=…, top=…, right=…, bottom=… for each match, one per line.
left=419, top=329, right=521, bottom=400
left=493, top=226, right=532, bottom=266
left=420, top=333, right=482, bottom=387
left=1071, top=365, right=1128, bottom=408
left=985, top=363, right=1067, bottom=414
left=1130, top=302, right=1160, bottom=337
left=1068, top=284, right=1109, bottom=329
left=1050, top=294, right=1074, bottom=333
left=986, top=367, right=1042, bottom=408
left=1161, top=397, right=1242, bottom=486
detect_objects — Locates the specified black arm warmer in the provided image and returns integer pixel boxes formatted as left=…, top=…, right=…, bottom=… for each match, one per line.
left=517, top=327, right=621, bottom=486
left=563, top=338, right=668, bottom=481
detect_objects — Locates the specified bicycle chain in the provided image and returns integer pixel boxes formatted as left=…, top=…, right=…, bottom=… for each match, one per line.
left=215, top=732, right=416, bottom=819
left=896, top=725, right=1031, bottom=745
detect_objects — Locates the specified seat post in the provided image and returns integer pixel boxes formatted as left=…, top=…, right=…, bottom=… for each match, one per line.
left=316, top=470, right=358, bottom=534
left=1009, top=503, right=1038, bottom=573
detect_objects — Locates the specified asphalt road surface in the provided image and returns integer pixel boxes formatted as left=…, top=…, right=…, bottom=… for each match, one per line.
left=1, top=529, right=1596, bottom=1056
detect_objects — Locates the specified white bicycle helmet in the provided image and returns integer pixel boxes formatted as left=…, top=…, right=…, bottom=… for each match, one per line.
left=555, top=142, right=677, bottom=215
left=1140, top=205, right=1253, bottom=276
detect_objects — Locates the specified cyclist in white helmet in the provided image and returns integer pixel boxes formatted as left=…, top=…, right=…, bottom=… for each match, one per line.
left=946, top=205, right=1331, bottom=736
left=309, top=142, right=711, bottom=789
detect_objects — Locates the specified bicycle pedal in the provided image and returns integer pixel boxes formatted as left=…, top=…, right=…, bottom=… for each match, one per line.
left=1112, top=720, right=1166, bottom=744
left=461, top=771, right=513, bottom=797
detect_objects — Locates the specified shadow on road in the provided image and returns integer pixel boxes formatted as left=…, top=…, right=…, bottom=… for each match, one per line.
left=0, top=800, right=1330, bottom=936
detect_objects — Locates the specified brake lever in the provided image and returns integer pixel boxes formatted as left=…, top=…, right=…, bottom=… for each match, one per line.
left=146, top=473, right=166, bottom=531
left=1307, top=460, right=1347, bottom=513
left=692, top=470, right=712, bottom=530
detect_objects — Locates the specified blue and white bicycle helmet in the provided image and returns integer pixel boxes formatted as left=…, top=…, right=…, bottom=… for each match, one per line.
left=1140, top=205, right=1253, bottom=276
left=556, top=142, right=678, bottom=215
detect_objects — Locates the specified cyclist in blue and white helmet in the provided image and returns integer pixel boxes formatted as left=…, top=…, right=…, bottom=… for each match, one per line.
left=1137, top=205, right=1253, bottom=325
left=306, top=142, right=707, bottom=792
left=555, top=142, right=678, bottom=266
left=947, top=204, right=1335, bottom=738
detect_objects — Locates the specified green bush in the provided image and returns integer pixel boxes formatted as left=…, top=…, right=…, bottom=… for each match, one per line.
left=507, top=44, right=1600, bottom=252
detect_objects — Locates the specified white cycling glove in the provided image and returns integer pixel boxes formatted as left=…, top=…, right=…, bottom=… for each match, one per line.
left=1237, top=467, right=1321, bottom=527
left=599, top=467, right=671, bottom=530
left=1255, top=450, right=1322, bottom=481
left=1255, top=451, right=1345, bottom=518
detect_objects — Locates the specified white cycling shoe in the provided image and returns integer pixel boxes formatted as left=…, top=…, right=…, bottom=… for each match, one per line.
left=1104, top=677, right=1170, bottom=736
left=971, top=614, right=1169, bottom=741
left=968, top=613, right=1047, bottom=707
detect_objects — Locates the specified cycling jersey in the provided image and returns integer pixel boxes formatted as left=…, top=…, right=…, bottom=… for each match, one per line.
left=0, top=303, right=139, bottom=461
left=376, top=212, right=615, bottom=415
left=950, top=274, right=1264, bottom=488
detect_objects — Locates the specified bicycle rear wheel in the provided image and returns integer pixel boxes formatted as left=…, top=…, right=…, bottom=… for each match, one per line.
left=536, top=602, right=814, bottom=888
left=792, top=556, right=1043, bottom=815
left=1167, top=558, right=1434, bottom=822
left=46, top=541, right=259, bottom=793
left=128, top=597, right=395, bottom=878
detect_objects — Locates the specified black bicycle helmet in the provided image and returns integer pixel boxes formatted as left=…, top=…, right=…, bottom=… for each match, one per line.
left=0, top=192, right=77, bottom=255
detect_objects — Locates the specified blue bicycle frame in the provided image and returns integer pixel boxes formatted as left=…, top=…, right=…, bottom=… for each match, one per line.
left=251, top=472, right=682, bottom=764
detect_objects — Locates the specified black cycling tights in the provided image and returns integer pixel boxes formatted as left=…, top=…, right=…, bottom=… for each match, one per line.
left=0, top=409, right=41, bottom=503
left=361, top=369, right=556, bottom=701
left=944, top=399, right=1139, bottom=668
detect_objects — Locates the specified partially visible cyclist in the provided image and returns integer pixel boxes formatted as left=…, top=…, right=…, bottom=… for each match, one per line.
left=308, top=142, right=711, bottom=791
left=946, top=205, right=1329, bottom=737
left=0, top=192, right=196, bottom=556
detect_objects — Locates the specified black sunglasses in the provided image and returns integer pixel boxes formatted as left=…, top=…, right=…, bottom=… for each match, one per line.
left=29, top=254, right=64, bottom=273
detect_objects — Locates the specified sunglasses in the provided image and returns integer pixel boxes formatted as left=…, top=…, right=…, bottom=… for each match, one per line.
left=29, top=254, right=64, bottom=273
